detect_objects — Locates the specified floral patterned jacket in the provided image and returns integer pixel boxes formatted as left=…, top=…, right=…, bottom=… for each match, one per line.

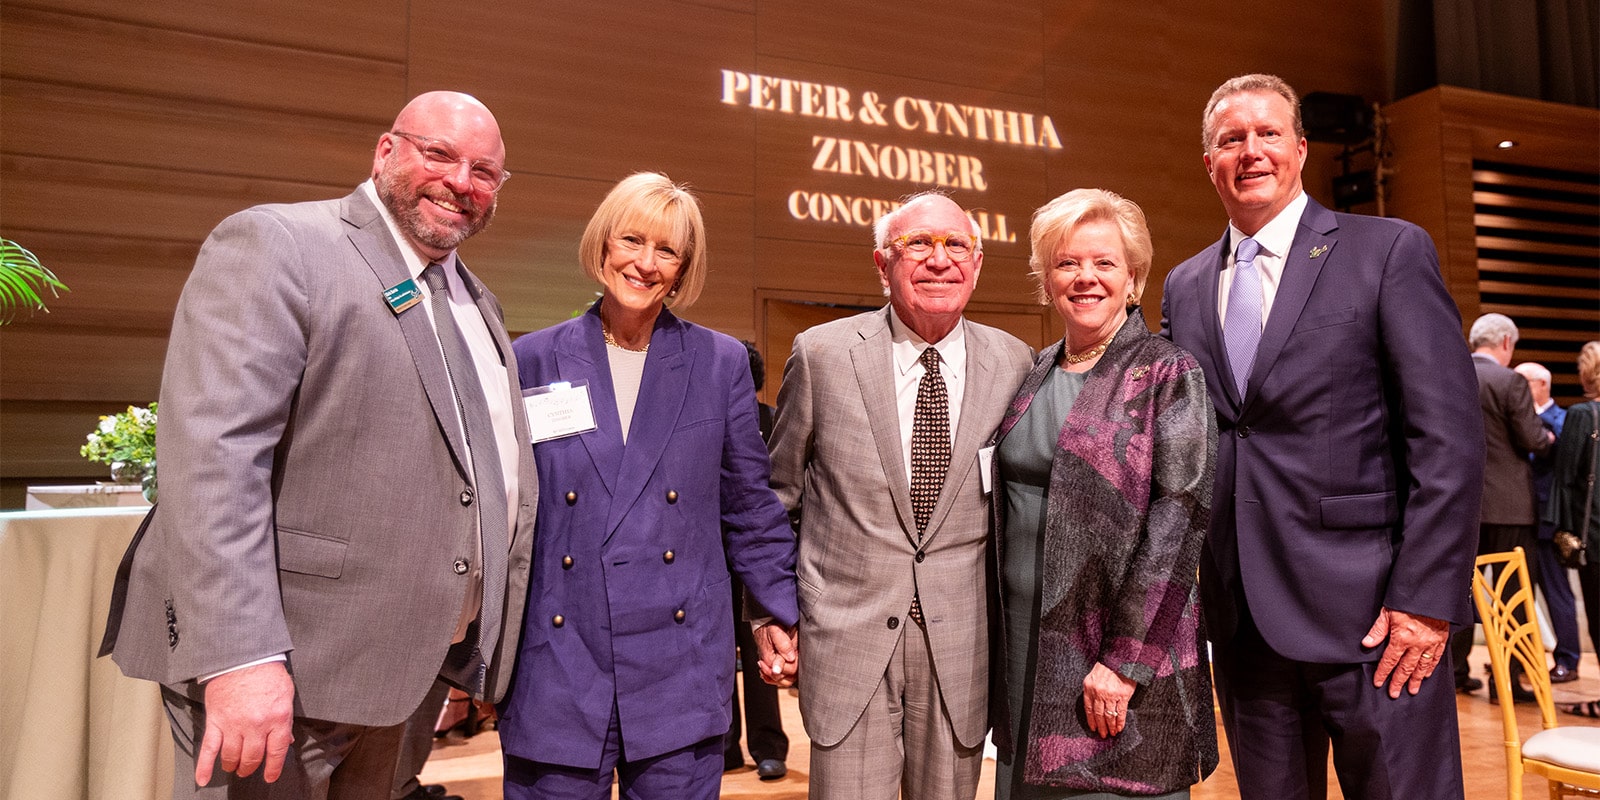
left=989, top=310, right=1219, bottom=794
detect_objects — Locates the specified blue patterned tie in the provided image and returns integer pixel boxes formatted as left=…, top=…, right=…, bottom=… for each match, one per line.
left=1223, top=237, right=1263, bottom=397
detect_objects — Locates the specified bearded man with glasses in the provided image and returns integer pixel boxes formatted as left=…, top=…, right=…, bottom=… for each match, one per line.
left=102, top=91, right=538, bottom=800
left=765, top=192, right=1031, bottom=799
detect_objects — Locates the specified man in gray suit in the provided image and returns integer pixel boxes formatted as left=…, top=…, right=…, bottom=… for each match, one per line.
left=765, top=193, right=1031, bottom=799
left=101, top=91, right=537, bottom=799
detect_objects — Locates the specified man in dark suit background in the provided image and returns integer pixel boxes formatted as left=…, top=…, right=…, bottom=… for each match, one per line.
left=1450, top=314, right=1554, bottom=698
left=1516, top=361, right=1580, bottom=682
left=102, top=92, right=537, bottom=798
left=1161, top=73, right=1482, bottom=800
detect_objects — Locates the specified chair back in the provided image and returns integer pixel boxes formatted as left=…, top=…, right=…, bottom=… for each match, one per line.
left=1471, top=548, right=1559, bottom=745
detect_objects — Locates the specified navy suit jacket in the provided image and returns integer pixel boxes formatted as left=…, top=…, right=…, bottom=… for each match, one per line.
left=1161, top=197, right=1483, bottom=664
left=1533, top=403, right=1567, bottom=539
left=497, top=303, right=799, bottom=769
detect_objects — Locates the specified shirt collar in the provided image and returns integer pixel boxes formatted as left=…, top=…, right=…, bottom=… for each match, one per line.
left=887, top=306, right=966, bottom=378
left=1228, top=191, right=1308, bottom=261
left=360, top=179, right=458, bottom=281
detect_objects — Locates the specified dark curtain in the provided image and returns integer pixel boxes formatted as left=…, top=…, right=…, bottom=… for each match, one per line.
left=1394, top=0, right=1598, bottom=107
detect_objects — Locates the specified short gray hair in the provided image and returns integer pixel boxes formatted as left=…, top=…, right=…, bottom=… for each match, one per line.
left=1513, top=362, right=1550, bottom=384
left=872, top=191, right=981, bottom=251
left=1469, top=313, right=1519, bottom=350
left=1202, top=74, right=1304, bottom=152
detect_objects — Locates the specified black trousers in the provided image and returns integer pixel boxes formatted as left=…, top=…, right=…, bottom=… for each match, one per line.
left=1452, top=523, right=1540, bottom=682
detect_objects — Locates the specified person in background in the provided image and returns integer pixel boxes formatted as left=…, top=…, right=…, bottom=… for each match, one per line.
left=1160, top=73, right=1482, bottom=800
left=722, top=340, right=790, bottom=781
left=990, top=188, right=1217, bottom=799
left=498, top=172, right=798, bottom=799
left=101, top=91, right=538, bottom=798
left=766, top=192, right=1032, bottom=800
left=1549, top=341, right=1600, bottom=719
left=1514, top=361, right=1577, bottom=684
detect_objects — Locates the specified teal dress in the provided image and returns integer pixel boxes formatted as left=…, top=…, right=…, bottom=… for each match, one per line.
left=994, top=367, right=1189, bottom=800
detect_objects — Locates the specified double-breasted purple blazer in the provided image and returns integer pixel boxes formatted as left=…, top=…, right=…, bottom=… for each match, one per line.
left=497, top=303, right=799, bottom=769
left=1160, top=198, right=1484, bottom=664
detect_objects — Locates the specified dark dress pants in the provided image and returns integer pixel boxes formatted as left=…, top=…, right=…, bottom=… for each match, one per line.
left=1451, top=523, right=1540, bottom=683
left=724, top=573, right=789, bottom=766
left=1212, top=599, right=1465, bottom=800
left=1533, top=537, right=1582, bottom=670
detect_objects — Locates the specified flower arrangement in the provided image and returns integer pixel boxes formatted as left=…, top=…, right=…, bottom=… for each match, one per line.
left=80, top=402, right=158, bottom=477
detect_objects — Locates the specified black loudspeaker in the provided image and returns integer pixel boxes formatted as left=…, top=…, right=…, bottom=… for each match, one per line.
left=1301, top=92, right=1373, bottom=144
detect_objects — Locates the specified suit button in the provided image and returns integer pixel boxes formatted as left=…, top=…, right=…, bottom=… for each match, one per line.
left=460, top=488, right=474, bottom=506
left=665, top=489, right=679, bottom=504
left=1237, top=426, right=1251, bottom=438
left=565, top=491, right=577, bottom=505
left=552, top=614, right=564, bottom=628
left=887, top=617, right=899, bottom=630
left=561, top=555, right=574, bottom=569
left=453, top=559, right=469, bottom=575
left=915, top=551, right=925, bottom=563
left=674, top=609, right=686, bottom=623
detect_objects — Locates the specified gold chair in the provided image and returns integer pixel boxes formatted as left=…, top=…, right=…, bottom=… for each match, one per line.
left=1472, top=547, right=1600, bottom=799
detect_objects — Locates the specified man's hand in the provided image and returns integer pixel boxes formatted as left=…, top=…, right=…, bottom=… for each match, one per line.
left=195, top=662, right=296, bottom=786
left=1082, top=662, right=1136, bottom=738
left=753, top=623, right=799, bottom=688
left=1362, top=607, right=1450, bottom=698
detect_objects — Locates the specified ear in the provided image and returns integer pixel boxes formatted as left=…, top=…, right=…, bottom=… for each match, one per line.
left=872, top=249, right=892, bottom=288
left=1202, top=150, right=1214, bottom=177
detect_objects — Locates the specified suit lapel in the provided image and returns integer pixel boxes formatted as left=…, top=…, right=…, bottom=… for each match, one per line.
left=1244, top=200, right=1338, bottom=409
left=850, top=310, right=917, bottom=543
left=558, top=307, right=624, bottom=496
left=342, top=190, right=470, bottom=480
left=604, top=311, right=692, bottom=543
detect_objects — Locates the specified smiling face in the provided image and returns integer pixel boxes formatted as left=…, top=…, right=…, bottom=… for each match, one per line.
left=1044, top=219, right=1132, bottom=349
left=873, top=195, right=982, bottom=343
left=598, top=221, right=684, bottom=318
left=373, top=92, right=505, bottom=261
left=1203, top=89, right=1307, bottom=235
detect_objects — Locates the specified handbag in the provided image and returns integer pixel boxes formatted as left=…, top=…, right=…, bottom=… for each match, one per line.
left=1553, top=404, right=1599, bottom=569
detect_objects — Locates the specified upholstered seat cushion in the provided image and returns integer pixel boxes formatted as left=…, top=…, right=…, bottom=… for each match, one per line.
left=1523, top=726, right=1600, bottom=772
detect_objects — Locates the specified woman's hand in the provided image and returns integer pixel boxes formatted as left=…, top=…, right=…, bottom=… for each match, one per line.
left=1083, top=662, right=1135, bottom=738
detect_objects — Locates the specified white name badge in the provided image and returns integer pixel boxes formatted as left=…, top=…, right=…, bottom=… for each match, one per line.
left=524, top=381, right=598, bottom=443
left=977, top=445, right=996, bottom=495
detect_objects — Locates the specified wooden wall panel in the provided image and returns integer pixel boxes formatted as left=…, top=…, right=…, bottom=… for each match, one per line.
left=8, top=0, right=409, bottom=61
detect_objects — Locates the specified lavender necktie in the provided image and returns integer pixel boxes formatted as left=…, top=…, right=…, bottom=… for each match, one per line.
left=1223, top=237, right=1263, bottom=397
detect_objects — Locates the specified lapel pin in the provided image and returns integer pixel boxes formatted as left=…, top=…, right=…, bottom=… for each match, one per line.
left=1129, top=366, right=1150, bottom=380
left=1308, top=245, right=1330, bottom=259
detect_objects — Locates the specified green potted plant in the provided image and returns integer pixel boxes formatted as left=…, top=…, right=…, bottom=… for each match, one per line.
left=0, top=237, right=68, bottom=323
left=80, top=403, right=159, bottom=502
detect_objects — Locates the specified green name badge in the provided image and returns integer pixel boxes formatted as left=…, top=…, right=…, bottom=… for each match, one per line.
left=383, top=278, right=422, bottom=315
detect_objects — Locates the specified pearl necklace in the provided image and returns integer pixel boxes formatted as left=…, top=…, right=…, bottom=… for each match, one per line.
left=1061, top=334, right=1113, bottom=364
left=602, top=326, right=649, bottom=353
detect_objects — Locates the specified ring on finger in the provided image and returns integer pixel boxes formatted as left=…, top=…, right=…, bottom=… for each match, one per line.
left=1420, top=652, right=1434, bottom=660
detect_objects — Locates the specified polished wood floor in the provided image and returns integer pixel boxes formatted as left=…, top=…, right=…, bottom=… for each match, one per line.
left=421, top=646, right=1600, bottom=799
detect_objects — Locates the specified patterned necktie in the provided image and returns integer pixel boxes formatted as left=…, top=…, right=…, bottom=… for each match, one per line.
left=910, top=347, right=950, bottom=537
left=423, top=262, right=508, bottom=693
left=1223, top=237, right=1263, bottom=397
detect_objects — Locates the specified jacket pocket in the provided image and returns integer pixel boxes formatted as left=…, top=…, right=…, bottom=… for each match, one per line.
left=276, top=527, right=347, bottom=578
left=1320, top=491, right=1398, bottom=529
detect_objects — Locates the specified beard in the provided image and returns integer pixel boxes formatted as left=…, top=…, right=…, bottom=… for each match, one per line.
left=374, top=157, right=496, bottom=253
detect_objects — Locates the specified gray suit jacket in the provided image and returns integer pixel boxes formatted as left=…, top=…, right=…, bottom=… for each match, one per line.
left=102, top=188, right=538, bottom=727
left=768, top=307, right=1030, bottom=748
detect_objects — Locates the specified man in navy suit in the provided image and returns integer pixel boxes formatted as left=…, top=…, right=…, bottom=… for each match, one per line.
left=1161, top=74, right=1483, bottom=800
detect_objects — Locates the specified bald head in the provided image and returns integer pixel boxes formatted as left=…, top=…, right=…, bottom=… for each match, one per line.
left=1514, top=362, right=1552, bottom=407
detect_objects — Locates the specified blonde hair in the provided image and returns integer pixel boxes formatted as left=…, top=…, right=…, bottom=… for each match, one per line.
left=1579, top=341, right=1600, bottom=398
left=1026, top=188, right=1152, bottom=307
left=1202, top=73, right=1304, bottom=151
left=578, top=172, right=708, bottom=309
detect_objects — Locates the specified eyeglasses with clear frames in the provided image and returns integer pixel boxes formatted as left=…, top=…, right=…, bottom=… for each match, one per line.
left=891, top=230, right=979, bottom=261
left=389, top=131, right=510, bottom=193
left=610, top=234, right=683, bottom=267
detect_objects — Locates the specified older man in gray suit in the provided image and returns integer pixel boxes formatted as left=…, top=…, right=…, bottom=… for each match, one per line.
left=764, top=193, right=1031, bottom=799
left=101, top=91, right=537, bottom=799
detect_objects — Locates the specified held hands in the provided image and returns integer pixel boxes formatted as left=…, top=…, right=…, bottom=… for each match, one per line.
left=195, top=662, right=296, bottom=786
left=1362, top=606, right=1450, bottom=698
left=1082, top=662, right=1135, bottom=738
left=753, top=623, right=799, bottom=688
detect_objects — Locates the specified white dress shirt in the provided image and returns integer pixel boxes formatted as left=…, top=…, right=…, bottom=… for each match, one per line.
left=1217, top=191, right=1309, bottom=330
left=887, top=308, right=967, bottom=484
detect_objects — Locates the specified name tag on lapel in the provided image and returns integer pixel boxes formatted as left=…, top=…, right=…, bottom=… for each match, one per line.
left=383, top=278, right=422, bottom=315
left=524, top=381, right=598, bottom=443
